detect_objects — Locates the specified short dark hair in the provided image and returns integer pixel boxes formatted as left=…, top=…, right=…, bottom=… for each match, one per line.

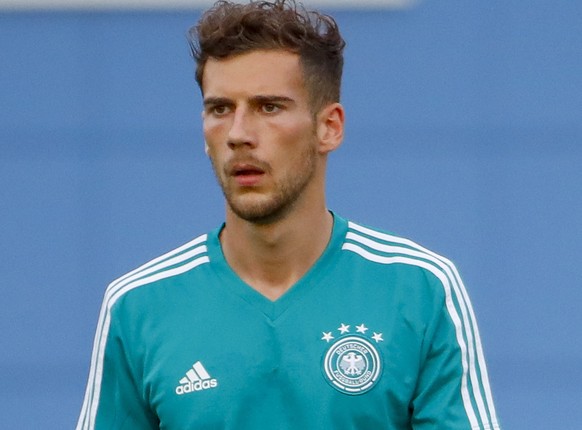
left=188, top=0, right=345, bottom=113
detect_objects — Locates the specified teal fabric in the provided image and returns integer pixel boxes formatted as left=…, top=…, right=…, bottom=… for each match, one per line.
left=78, top=214, right=499, bottom=429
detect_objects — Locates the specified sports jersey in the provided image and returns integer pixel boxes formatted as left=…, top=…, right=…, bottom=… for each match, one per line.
left=76, top=213, right=500, bottom=429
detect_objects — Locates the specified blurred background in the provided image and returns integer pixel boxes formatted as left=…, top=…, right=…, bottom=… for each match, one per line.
left=1, top=0, right=581, bottom=428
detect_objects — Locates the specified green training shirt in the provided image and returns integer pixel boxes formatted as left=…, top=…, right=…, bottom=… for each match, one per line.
left=77, top=213, right=500, bottom=429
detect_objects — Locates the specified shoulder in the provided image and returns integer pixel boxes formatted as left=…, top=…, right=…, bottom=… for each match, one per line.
left=341, top=219, right=462, bottom=291
left=104, top=232, right=211, bottom=311
left=341, top=219, right=473, bottom=327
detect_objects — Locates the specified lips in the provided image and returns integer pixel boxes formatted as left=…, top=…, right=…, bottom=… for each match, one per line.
left=227, top=161, right=267, bottom=187
left=232, top=164, right=265, bottom=176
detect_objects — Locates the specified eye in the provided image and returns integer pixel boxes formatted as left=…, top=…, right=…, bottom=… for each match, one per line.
left=261, top=103, right=280, bottom=114
left=208, top=104, right=230, bottom=116
left=215, top=105, right=229, bottom=115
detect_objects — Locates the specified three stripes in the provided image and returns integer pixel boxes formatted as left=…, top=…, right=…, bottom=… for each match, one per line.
left=344, top=221, right=499, bottom=430
left=181, top=361, right=212, bottom=384
left=76, top=234, right=211, bottom=430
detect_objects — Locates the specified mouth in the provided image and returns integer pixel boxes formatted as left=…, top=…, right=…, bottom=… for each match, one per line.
left=233, top=164, right=265, bottom=176
left=228, top=162, right=267, bottom=186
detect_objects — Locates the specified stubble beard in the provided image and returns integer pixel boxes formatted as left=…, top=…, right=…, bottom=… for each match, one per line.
left=212, top=141, right=319, bottom=226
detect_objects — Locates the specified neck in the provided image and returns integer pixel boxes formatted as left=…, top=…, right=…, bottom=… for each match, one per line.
left=220, top=203, right=333, bottom=301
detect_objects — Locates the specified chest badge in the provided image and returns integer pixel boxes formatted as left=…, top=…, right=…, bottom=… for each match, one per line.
left=321, top=323, right=383, bottom=395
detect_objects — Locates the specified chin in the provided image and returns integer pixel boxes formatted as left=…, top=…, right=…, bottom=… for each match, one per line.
left=228, top=197, right=293, bottom=226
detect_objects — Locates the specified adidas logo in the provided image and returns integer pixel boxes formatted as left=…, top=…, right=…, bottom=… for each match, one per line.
left=175, top=361, right=218, bottom=395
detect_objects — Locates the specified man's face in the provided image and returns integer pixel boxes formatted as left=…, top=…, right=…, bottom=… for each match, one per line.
left=202, top=50, right=322, bottom=224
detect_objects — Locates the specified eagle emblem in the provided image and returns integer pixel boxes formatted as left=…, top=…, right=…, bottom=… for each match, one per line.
left=320, top=323, right=383, bottom=395
left=340, top=352, right=365, bottom=375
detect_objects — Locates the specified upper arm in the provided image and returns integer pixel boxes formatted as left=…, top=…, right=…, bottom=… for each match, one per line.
left=76, top=302, right=159, bottom=430
left=410, top=268, right=500, bottom=430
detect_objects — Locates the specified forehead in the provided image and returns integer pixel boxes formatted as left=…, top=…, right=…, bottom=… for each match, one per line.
left=202, top=50, right=307, bottom=100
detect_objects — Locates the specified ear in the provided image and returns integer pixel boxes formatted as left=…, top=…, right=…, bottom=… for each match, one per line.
left=316, top=102, right=345, bottom=155
left=201, top=110, right=211, bottom=156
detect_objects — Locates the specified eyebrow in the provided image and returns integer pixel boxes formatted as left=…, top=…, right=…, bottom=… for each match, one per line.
left=203, top=95, right=295, bottom=107
left=251, top=95, right=295, bottom=105
left=203, top=97, right=231, bottom=108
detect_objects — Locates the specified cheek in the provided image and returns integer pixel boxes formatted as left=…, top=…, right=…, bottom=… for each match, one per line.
left=202, top=122, right=216, bottom=141
left=203, top=117, right=228, bottom=141
left=274, top=117, right=315, bottom=143
left=282, top=123, right=318, bottom=155
left=203, top=125, right=227, bottom=159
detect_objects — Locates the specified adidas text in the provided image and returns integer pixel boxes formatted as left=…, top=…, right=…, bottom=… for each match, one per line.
left=176, top=379, right=218, bottom=395
left=176, top=361, right=218, bottom=395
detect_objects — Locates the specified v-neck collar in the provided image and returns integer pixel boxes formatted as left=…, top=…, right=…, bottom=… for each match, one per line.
left=206, top=212, right=348, bottom=322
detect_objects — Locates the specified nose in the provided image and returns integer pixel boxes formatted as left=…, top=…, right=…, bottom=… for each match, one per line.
left=227, top=107, right=255, bottom=149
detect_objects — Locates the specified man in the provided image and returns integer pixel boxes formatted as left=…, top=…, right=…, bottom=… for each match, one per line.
left=77, top=1, right=501, bottom=429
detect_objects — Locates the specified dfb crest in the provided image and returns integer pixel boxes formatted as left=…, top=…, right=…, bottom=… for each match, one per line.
left=321, top=323, right=383, bottom=395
